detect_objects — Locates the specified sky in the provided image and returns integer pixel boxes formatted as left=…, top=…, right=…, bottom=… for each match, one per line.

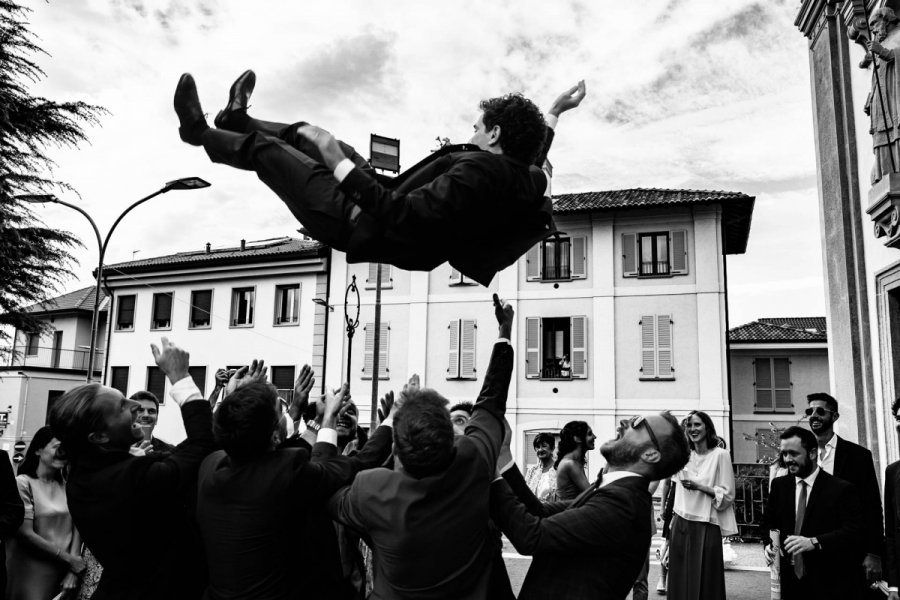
left=23, top=0, right=822, bottom=328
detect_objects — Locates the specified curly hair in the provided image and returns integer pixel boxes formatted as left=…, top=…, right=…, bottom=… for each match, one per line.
left=554, top=420, right=590, bottom=469
left=479, top=93, right=547, bottom=164
left=393, top=389, right=455, bottom=479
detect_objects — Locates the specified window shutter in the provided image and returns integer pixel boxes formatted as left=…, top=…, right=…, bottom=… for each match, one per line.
left=147, top=367, right=166, bottom=404
left=657, top=315, right=673, bottom=377
left=754, top=358, right=774, bottom=410
left=189, top=366, right=207, bottom=395
left=111, top=367, right=129, bottom=395
left=191, top=290, right=212, bottom=326
left=153, top=293, right=173, bottom=322
left=449, top=268, right=463, bottom=285
left=671, top=230, right=688, bottom=274
left=367, top=263, right=378, bottom=285
left=447, top=319, right=460, bottom=378
left=570, top=316, right=587, bottom=378
left=526, top=244, right=541, bottom=281
left=640, top=315, right=656, bottom=377
left=571, top=236, right=587, bottom=279
left=291, top=285, right=300, bottom=322
left=623, top=234, right=638, bottom=277
left=526, top=317, right=541, bottom=378
left=118, top=295, right=135, bottom=328
left=363, top=322, right=390, bottom=379
left=461, top=319, right=477, bottom=379
left=378, top=322, right=389, bottom=379
left=363, top=324, right=374, bottom=376
left=773, top=358, right=792, bottom=410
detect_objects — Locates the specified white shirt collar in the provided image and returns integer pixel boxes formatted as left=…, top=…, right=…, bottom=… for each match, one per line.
left=825, top=434, right=838, bottom=451
left=600, top=470, right=643, bottom=488
left=797, top=465, right=820, bottom=488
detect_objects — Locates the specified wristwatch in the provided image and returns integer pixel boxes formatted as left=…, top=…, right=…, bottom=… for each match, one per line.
left=810, top=537, right=821, bottom=550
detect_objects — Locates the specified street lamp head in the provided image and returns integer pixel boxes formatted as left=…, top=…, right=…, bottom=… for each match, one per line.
left=15, top=194, right=57, bottom=204
left=312, top=298, right=334, bottom=312
left=165, top=177, right=211, bottom=191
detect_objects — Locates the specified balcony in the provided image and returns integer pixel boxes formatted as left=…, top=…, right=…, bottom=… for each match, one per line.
left=640, top=261, right=670, bottom=276
left=9, top=345, right=105, bottom=371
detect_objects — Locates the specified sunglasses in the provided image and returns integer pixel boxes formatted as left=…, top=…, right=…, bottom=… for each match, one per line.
left=804, top=407, right=836, bottom=418
left=630, top=415, right=661, bottom=453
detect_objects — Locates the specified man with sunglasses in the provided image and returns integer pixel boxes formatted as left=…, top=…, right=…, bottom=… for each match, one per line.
left=806, top=392, right=885, bottom=596
left=490, top=412, right=690, bottom=599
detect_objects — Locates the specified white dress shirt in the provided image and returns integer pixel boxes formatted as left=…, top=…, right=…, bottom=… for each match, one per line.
left=818, top=434, right=838, bottom=475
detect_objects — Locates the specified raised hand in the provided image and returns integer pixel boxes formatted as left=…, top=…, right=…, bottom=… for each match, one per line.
left=150, top=337, right=190, bottom=384
left=396, top=374, right=420, bottom=413
left=493, top=294, right=514, bottom=339
left=549, top=80, right=587, bottom=117
left=224, top=359, right=268, bottom=396
left=214, top=368, right=230, bottom=388
left=289, top=364, right=316, bottom=422
left=321, top=383, right=350, bottom=429
left=378, top=390, right=395, bottom=425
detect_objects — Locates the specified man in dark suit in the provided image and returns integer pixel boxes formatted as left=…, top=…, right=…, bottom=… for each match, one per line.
left=489, top=412, right=690, bottom=600
left=326, top=296, right=514, bottom=599
left=883, top=396, right=900, bottom=599
left=173, top=72, right=585, bottom=286
left=806, top=391, right=885, bottom=592
left=48, top=338, right=247, bottom=600
left=0, top=449, right=24, bottom=600
left=130, top=390, right=176, bottom=453
left=763, top=425, right=865, bottom=600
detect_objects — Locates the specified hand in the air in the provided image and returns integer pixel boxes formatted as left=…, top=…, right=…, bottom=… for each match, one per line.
left=289, top=364, right=315, bottom=422
left=214, top=368, right=230, bottom=388
left=549, top=80, right=587, bottom=117
left=320, top=383, right=350, bottom=429
left=150, top=337, right=190, bottom=384
left=378, top=391, right=395, bottom=425
left=493, top=294, right=514, bottom=339
left=297, top=125, right=348, bottom=171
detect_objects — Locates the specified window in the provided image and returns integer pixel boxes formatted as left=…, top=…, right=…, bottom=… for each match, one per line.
left=274, top=284, right=300, bottom=325
left=189, top=366, right=207, bottom=395
left=116, top=295, right=136, bottom=331
left=754, top=357, right=792, bottom=412
left=271, top=366, right=296, bottom=406
left=231, top=287, right=255, bottom=327
left=366, top=263, right=392, bottom=289
left=447, top=319, right=477, bottom=379
left=622, top=231, right=687, bottom=277
left=25, top=333, right=39, bottom=356
left=449, top=268, right=477, bottom=286
left=524, top=316, right=587, bottom=379
left=362, top=322, right=390, bottom=380
left=190, top=290, right=213, bottom=329
left=526, top=236, right=587, bottom=282
left=640, top=314, right=674, bottom=380
left=146, top=367, right=166, bottom=405
left=151, top=292, right=173, bottom=330
left=110, top=367, right=129, bottom=395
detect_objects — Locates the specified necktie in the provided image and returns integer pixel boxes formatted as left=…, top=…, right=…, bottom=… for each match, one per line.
left=794, top=480, right=807, bottom=579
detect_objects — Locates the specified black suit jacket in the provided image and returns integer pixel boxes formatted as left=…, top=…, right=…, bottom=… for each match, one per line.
left=883, top=460, right=900, bottom=586
left=0, top=450, right=24, bottom=539
left=340, top=129, right=558, bottom=286
left=67, top=400, right=216, bottom=600
left=763, top=470, right=864, bottom=600
left=329, top=341, right=513, bottom=600
left=490, top=466, right=652, bottom=600
left=832, top=436, right=885, bottom=559
left=197, top=425, right=393, bottom=600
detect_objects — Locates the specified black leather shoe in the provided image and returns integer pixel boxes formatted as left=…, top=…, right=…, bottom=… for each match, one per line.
left=174, top=73, right=208, bottom=146
left=214, top=69, right=255, bottom=131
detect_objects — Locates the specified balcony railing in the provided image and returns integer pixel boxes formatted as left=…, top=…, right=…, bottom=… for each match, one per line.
left=8, top=345, right=105, bottom=371
left=541, top=264, right=571, bottom=281
left=640, top=261, right=670, bottom=276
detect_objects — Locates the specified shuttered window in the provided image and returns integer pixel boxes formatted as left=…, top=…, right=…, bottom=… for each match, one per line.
left=116, top=295, right=136, bottom=331
left=151, top=293, right=173, bottom=330
left=447, top=319, right=477, bottom=380
left=362, top=322, right=390, bottom=380
left=525, top=236, right=587, bottom=282
left=111, top=367, right=129, bottom=395
left=623, top=230, right=688, bottom=278
left=271, top=366, right=296, bottom=405
left=524, top=316, right=588, bottom=380
left=639, top=315, right=674, bottom=380
left=754, top=357, right=792, bottom=412
left=190, top=290, right=212, bottom=329
left=188, top=366, right=207, bottom=395
left=366, top=263, right=392, bottom=289
left=146, top=367, right=166, bottom=405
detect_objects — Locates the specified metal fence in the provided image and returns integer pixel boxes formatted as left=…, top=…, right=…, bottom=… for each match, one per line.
left=732, top=463, right=771, bottom=540
left=8, top=345, right=104, bottom=371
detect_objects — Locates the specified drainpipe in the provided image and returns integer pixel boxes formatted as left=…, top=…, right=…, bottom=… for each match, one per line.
left=16, top=372, right=30, bottom=439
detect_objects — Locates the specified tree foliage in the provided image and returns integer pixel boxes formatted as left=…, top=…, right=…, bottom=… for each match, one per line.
left=0, top=0, right=106, bottom=351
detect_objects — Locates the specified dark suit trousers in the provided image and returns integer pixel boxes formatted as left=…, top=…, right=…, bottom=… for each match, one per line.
left=200, top=118, right=372, bottom=251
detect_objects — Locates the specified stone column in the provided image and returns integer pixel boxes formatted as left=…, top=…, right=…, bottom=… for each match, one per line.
left=796, top=0, right=879, bottom=461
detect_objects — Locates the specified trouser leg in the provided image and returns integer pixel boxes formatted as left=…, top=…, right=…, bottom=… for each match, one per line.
left=200, top=128, right=356, bottom=251
left=633, top=551, right=650, bottom=600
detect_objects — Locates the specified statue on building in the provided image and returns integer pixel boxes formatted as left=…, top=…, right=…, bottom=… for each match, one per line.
left=865, top=8, right=900, bottom=184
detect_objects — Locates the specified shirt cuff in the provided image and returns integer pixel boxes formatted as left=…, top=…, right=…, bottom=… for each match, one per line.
left=496, top=338, right=511, bottom=346
left=889, top=587, right=898, bottom=593
left=380, top=415, right=394, bottom=428
left=333, top=159, right=356, bottom=183
left=545, top=114, right=558, bottom=130
left=169, top=377, right=203, bottom=407
left=317, top=428, right=338, bottom=447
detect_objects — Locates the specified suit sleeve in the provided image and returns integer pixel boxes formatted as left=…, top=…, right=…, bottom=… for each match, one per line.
left=534, top=125, right=555, bottom=167
left=490, top=478, right=636, bottom=555
left=817, top=482, right=864, bottom=556
left=304, top=425, right=394, bottom=501
left=500, top=464, right=567, bottom=518
left=886, top=468, right=898, bottom=586
left=328, top=481, right=368, bottom=533
left=0, top=452, right=24, bottom=538
left=464, top=342, right=513, bottom=473
left=762, top=477, right=782, bottom=547
left=141, top=401, right=216, bottom=498
left=855, top=446, right=886, bottom=558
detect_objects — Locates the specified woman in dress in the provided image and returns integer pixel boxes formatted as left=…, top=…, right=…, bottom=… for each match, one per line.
left=6, top=426, right=84, bottom=600
left=524, top=432, right=558, bottom=501
left=667, top=411, right=737, bottom=600
left=554, top=421, right=595, bottom=501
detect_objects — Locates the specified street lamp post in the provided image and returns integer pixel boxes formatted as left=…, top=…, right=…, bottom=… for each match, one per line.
left=19, top=177, right=210, bottom=382
left=344, top=275, right=360, bottom=387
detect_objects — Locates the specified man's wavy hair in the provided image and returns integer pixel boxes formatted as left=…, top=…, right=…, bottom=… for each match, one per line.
left=393, top=389, right=455, bottom=479
left=653, top=411, right=691, bottom=480
left=479, top=93, right=547, bottom=164
left=214, top=382, right=280, bottom=459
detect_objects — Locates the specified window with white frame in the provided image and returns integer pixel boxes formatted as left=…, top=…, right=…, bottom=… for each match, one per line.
left=524, top=316, right=587, bottom=379
left=270, top=365, right=296, bottom=407
left=151, top=292, right=173, bottom=330
left=622, top=231, right=688, bottom=278
left=231, top=287, right=255, bottom=327
left=274, top=284, right=300, bottom=325
left=362, top=322, right=389, bottom=380
left=116, top=295, right=136, bottom=331
left=25, top=332, right=39, bottom=356
left=526, top=235, right=587, bottom=282
left=754, top=357, right=792, bottom=412
left=449, top=268, right=477, bottom=286
left=447, top=319, right=477, bottom=379
left=366, top=263, right=392, bottom=289
left=189, top=290, right=212, bottom=329
left=640, top=314, right=674, bottom=380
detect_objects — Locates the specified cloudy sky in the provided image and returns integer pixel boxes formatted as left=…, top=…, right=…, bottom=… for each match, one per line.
left=25, top=0, right=821, bottom=327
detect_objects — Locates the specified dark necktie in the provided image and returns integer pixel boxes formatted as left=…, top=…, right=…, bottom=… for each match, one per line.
left=571, top=472, right=602, bottom=508
left=794, top=480, right=807, bottom=579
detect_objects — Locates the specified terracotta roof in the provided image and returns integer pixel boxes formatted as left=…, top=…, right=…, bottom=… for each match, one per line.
left=552, top=188, right=755, bottom=254
left=100, top=237, right=327, bottom=276
left=729, top=317, right=827, bottom=343
left=23, top=286, right=109, bottom=314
